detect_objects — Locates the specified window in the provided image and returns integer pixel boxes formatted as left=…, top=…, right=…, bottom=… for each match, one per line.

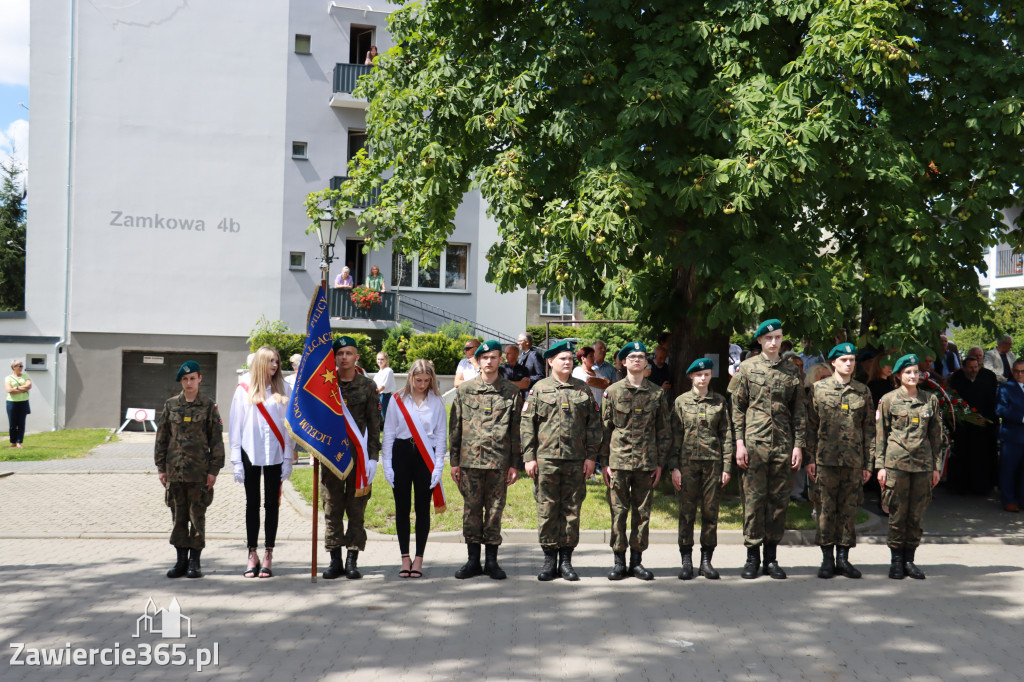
left=347, top=129, right=367, bottom=164
left=391, top=244, right=469, bottom=291
left=350, top=26, right=374, bottom=64
left=289, top=252, right=305, bottom=270
left=294, top=34, right=311, bottom=54
left=292, top=141, right=308, bottom=159
left=540, top=292, right=574, bottom=316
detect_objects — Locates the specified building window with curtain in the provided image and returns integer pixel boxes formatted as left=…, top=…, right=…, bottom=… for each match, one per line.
left=391, top=243, right=469, bottom=291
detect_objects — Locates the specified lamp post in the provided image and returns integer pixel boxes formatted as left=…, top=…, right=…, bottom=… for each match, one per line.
left=315, top=215, right=341, bottom=290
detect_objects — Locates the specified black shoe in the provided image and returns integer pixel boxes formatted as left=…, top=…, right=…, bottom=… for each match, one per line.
left=344, top=550, right=362, bottom=580
left=903, top=545, right=926, bottom=580
left=741, top=546, right=761, bottom=579
left=817, top=545, right=835, bottom=579
left=323, top=548, right=344, bottom=579
left=888, top=547, right=905, bottom=579
left=558, top=547, right=579, bottom=581
left=483, top=544, right=506, bottom=580
left=538, top=547, right=558, bottom=581
left=678, top=547, right=694, bottom=580
left=185, top=548, right=203, bottom=579
left=166, top=547, right=188, bottom=579
left=455, top=543, right=483, bottom=580
left=762, top=544, right=787, bottom=579
left=607, top=551, right=628, bottom=581
left=698, top=546, right=720, bottom=580
left=835, top=546, right=862, bottom=579
left=629, top=550, right=654, bottom=581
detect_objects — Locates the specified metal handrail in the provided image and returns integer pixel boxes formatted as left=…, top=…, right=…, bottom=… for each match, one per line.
left=397, top=294, right=518, bottom=346
left=333, top=63, right=373, bottom=94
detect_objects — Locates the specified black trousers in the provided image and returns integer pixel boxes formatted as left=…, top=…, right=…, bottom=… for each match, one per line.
left=392, top=439, right=433, bottom=556
left=242, top=450, right=282, bottom=549
left=6, top=400, right=29, bottom=444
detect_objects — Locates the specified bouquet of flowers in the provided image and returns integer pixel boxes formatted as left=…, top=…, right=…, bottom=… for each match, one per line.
left=350, top=286, right=382, bottom=310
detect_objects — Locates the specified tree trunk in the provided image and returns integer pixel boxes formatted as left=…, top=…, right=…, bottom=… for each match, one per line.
left=667, top=265, right=732, bottom=399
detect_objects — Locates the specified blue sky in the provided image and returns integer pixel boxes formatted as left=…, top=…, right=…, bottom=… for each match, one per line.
left=0, top=0, right=30, bottom=176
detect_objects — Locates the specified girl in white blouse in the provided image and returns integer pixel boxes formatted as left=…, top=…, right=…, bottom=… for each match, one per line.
left=382, top=359, right=447, bottom=578
left=229, top=346, right=294, bottom=578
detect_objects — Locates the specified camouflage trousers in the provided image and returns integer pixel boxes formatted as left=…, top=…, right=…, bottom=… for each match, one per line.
left=166, top=482, right=214, bottom=550
left=607, top=469, right=655, bottom=552
left=677, top=460, right=723, bottom=549
left=457, top=467, right=508, bottom=545
left=320, top=468, right=371, bottom=551
left=532, top=459, right=587, bottom=549
left=740, top=443, right=793, bottom=548
left=814, top=465, right=863, bottom=547
left=883, top=469, right=933, bottom=549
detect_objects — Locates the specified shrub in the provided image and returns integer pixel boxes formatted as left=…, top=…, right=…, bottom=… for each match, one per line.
left=527, top=324, right=579, bottom=346
left=437, top=320, right=476, bottom=339
left=331, top=332, right=375, bottom=370
left=406, top=333, right=465, bottom=374
left=248, top=317, right=305, bottom=363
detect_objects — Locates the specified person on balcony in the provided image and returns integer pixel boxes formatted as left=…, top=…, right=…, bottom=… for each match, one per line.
left=334, top=267, right=354, bottom=289
left=364, top=45, right=378, bottom=65
left=366, top=264, right=386, bottom=292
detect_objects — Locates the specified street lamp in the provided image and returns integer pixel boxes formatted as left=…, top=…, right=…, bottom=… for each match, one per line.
left=314, top=215, right=341, bottom=288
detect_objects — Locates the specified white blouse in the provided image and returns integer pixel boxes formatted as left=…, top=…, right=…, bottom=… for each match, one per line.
left=382, top=392, right=447, bottom=468
left=373, top=367, right=397, bottom=393
left=228, top=384, right=294, bottom=466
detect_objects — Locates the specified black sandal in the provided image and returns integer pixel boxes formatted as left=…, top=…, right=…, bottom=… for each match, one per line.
left=258, top=548, right=274, bottom=578
left=243, top=548, right=259, bottom=578
left=398, top=554, right=412, bottom=578
left=408, top=555, right=424, bottom=579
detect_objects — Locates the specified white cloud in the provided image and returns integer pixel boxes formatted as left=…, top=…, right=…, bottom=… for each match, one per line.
left=1, top=119, right=29, bottom=184
left=0, top=0, right=30, bottom=87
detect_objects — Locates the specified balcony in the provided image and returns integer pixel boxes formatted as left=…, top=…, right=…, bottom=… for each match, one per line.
left=997, top=245, right=1024, bottom=277
left=330, top=176, right=381, bottom=209
left=328, top=289, right=398, bottom=321
left=331, top=63, right=373, bottom=109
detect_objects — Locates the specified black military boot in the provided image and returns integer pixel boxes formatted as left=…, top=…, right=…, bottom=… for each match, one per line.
left=903, top=545, right=926, bottom=580
left=455, top=543, right=483, bottom=579
left=483, top=544, right=506, bottom=580
left=607, top=551, right=628, bottom=581
left=762, top=544, right=787, bottom=579
left=166, top=547, right=189, bottom=579
left=538, top=547, right=558, bottom=581
left=344, top=550, right=362, bottom=580
left=888, top=547, right=905, bottom=579
left=678, top=547, right=694, bottom=580
left=629, top=550, right=654, bottom=581
left=741, top=546, right=761, bottom=579
left=323, top=548, right=344, bottom=579
left=698, top=546, right=720, bottom=580
left=817, top=545, right=835, bottom=579
left=835, top=546, right=862, bottom=579
left=558, top=548, right=579, bottom=581
left=185, top=548, right=203, bottom=579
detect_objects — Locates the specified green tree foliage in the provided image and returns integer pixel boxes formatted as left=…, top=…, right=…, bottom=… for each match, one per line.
left=247, top=317, right=375, bottom=371
left=0, top=158, right=26, bottom=312
left=406, top=333, right=474, bottom=374
left=312, top=0, right=1024, bottom=385
left=381, top=320, right=415, bottom=372
left=436, top=320, right=477, bottom=339
left=990, top=289, right=1024, bottom=356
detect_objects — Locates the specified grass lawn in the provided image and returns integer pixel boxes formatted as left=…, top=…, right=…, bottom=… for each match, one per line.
left=0, top=429, right=113, bottom=462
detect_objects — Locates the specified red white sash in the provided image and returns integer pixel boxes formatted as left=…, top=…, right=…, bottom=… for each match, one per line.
left=339, top=387, right=371, bottom=495
left=238, top=383, right=285, bottom=451
left=393, top=394, right=447, bottom=513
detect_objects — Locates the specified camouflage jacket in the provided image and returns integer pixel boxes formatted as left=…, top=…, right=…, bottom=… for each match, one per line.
left=875, top=388, right=942, bottom=472
left=668, top=389, right=734, bottom=474
left=728, top=354, right=807, bottom=449
left=449, top=375, right=523, bottom=469
left=599, top=378, right=672, bottom=470
left=155, top=391, right=225, bottom=483
left=522, top=376, right=602, bottom=462
left=340, top=373, right=381, bottom=460
left=806, top=376, right=876, bottom=470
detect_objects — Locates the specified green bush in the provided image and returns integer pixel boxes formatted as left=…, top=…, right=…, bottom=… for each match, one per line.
left=248, top=317, right=305, bottom=363
left=527, top=324, right=579, bottom=346
left=406, top=333, right=466, bottom=374
left=331, top=332, right=375, bottom=370
left=437, top=320, right=476, bottom=339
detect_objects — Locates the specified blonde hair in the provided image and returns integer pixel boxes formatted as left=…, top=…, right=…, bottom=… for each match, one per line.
left=399, top=359, right=440, bottom=399
left=10, top=359, right=24, bottom=370
left=805, top=363, right=831, bottom=387
left=248, top=346, right=287, bottom=404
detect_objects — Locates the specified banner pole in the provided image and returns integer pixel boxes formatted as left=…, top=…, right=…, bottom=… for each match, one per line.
left=311, top=458, right=319, bottom=583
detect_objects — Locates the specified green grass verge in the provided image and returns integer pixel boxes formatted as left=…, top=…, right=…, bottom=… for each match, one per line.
left=0, top=428, right=114, bottom=462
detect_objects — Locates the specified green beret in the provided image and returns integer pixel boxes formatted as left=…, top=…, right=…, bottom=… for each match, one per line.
left=475, top=340, right=502, bottom=358
left=332, top=335, right=358, bottom=352
left=893, top=354, right=919, bottom=374
left=543, top=339, right=576, bottom=360
left=617, top=341, right=648, bottom=361
left=686, top=358, right=713, bottom=374
left=828, top=343, right=857, bottom=361
left=175, top=361, right=201, bottom=382
left=755, top=318, right=783, bottom=339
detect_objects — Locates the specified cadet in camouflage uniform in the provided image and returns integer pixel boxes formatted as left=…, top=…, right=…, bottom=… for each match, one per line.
left=600, top=341, right=672, bottom=581
left=805, top=343, right=875, bottom=580
left=450, top=340, right=523, bottom=580
left=876, top=354, right=942, bottom=580
left=728, top=318, right=806, bottom=579
left=321, top=336, right=381, bottom=580
left=154, top=361, right=225, bottom=579
left=522, top=340, right=602, bottom=581
left=668, top=358, right=733, bottom=580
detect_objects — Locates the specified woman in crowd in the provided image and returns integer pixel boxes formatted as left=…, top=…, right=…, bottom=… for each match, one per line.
left=229, top=346, right=294, bottom=578
left=5, top=359, right=31, bottom=448
left=366, top=264, right=386, bottom=292
left=572, top=346, right=606, bottom=405
left=382, top=359, right=447, bottom=578
left=334, top=266, right=354, bottom=289
left=876, top=354, right=942, bottom=580
left=374, top=351, right=397, bottom=420
left=453, top=338, right=481, bottom=387
left=364, top=45, right=379, bottom=65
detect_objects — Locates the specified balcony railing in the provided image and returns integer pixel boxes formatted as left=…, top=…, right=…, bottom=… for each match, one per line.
left=327, top=289, right=397, bottom=321
left=333, top=63, right=373, bottom=94
left=997, top=245, right=1024, bottom=277
left=330, top=176, right=381, bottom=208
